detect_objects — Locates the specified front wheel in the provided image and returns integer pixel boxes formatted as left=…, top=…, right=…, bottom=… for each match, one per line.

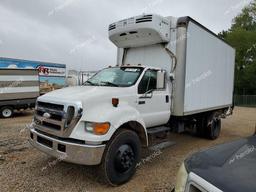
left=99, top=129, right=141, bottom=186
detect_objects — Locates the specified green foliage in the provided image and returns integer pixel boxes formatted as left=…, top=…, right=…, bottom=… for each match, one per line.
left=231, top=1, right=256, bottom=31
left=219, top=1, right=256, bottom=95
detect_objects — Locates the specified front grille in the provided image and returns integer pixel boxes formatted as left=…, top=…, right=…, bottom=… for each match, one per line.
left=34, top=101, right=82, bottom=137
left=35, top=101, right=66, bottom=131
left=36, top=110, right=62, bottom=121
left=37, top=101, right=64, bottom=111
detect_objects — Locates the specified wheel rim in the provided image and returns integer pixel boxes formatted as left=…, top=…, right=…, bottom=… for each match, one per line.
left=2, top=108, right=12, bottom=117
left=114, top=144, right=135, bottom=173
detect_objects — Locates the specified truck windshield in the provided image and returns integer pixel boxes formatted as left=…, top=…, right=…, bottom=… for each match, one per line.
left=84, top=67, right=143, bottom=87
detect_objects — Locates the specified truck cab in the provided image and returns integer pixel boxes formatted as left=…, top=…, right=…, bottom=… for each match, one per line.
left=29, top=64, right=171, bottom=185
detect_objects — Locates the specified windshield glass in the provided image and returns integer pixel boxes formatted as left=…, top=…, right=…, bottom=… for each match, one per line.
left=84, top=67, right=143, bottom=87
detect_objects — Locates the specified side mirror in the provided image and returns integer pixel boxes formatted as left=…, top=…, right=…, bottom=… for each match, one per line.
left=157, top=70, right=165, bottom=89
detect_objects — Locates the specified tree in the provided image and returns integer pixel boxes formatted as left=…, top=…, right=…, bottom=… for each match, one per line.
left=231, top=1, right=256, bottom=31
left=219, top=1, right=256, bottom=95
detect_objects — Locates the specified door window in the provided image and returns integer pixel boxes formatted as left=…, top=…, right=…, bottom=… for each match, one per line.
left=138, top=70, right=157, bottom=94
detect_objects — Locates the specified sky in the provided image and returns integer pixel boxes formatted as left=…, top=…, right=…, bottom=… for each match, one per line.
left=0, top=0, right=252, bottom=71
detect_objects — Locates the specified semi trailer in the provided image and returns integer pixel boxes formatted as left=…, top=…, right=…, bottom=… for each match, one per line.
left=29, top=14, right=235, bottom=185
left=0, top=69, right=39, bottom=118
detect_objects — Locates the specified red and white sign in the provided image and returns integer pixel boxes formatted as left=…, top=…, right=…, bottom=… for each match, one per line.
left=37, top=66, right=66, bottom=77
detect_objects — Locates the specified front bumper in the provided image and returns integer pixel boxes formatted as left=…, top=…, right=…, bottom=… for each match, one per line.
left=29, top=128, right=105, bottom=165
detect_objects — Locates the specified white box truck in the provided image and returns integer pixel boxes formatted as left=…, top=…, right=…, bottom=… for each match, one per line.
left=0, top=69, right=39, bottom=118
left=29, top=14, right=235, bottom=185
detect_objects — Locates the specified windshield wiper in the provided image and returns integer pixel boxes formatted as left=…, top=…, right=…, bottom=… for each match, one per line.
left=84, top=80, right=97, bottom=86
left=100, top=81, right=119, bottom=87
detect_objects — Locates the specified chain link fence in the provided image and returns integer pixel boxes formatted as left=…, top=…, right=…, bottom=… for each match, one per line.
left=234, top=95, right=256, bottom=107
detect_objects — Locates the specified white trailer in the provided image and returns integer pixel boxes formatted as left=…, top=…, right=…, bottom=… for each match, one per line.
left=29, top=14, right=235, bottom=185
left=0, top=69, right=39, bottom=118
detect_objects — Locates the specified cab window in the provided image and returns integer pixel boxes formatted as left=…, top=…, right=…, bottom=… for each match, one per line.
left=138, top=70, right=157, bottom=94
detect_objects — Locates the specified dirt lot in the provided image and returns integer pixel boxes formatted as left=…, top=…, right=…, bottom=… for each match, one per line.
left=0, top=107, right=255, bottom=192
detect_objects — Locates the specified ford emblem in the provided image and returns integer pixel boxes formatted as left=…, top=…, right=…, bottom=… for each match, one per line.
left=43, top=112, right=51, bottom=119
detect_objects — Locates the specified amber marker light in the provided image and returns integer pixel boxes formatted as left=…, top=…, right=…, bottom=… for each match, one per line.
left=94, top=122, right=110, bottom=135
left=85, top=122, right=111, bottom=135
left=112, top=98, right=119, bottom=107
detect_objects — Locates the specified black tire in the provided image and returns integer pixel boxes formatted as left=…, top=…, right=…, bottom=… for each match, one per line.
left=206, top=118, right=221, bottom=140
left=0, top=106, right=14, bottom=118
left=99, top=129, right=141, bottom=186
left=196, top=117, right=207, bottom=137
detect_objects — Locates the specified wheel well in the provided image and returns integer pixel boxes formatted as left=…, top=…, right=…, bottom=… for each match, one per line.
left=0, top=105, right=14, bottom=110
left=119, top=121, right=148, bottom=147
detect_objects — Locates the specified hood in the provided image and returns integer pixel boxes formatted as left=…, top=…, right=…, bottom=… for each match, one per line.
left=38, top=86, right=132, bottom=102
left=185, top=136, right=256, bottom=192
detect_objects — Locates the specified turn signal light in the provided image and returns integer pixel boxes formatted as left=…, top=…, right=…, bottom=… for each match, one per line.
left=85, top=122, right=111, bottom=135
left=112, top=98, right=119, bottom=107
left=94, top=123, right=110, bottom=135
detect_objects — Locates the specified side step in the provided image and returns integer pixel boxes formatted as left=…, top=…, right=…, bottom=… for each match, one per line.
left=149, top=141, right=176, bottom=151
left=147, top=126, right=176, bottom=150
left=147, top=126, right=172, bottom=147
left=147, top=126, right=170, bottom=135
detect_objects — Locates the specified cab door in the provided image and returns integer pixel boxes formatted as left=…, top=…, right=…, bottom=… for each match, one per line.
left=136, top=69, right=171, bottom=128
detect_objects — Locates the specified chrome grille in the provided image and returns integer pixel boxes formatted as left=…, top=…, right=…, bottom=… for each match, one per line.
left=37, top=101, right=64, bottom=111
left=36, top=106, right=64, bottom=121
left=34, top=101, right=82, bottom=137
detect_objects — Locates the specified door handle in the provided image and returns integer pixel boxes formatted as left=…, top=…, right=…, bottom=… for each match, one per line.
left=166, top=95, right=169, bottom=103
left=138, top=101, right=145, bottom=105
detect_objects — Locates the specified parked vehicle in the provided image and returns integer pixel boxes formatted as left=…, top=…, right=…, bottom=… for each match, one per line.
left=0, top=69, right=39, bottom=118
left=175, top=135, right=256, bottom=192
left=0, top=57, right=66, bottom=95
left=29, top=14, right=235, bottom=185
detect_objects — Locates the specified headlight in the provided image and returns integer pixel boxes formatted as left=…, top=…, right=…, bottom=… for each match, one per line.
left=175, top=162, right=188, bottom=192
left=84, top=122, right=110, bottom=135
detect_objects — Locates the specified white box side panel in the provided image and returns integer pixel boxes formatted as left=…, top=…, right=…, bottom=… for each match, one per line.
left=184, top=22, right=235, bottom=114
left=0, top=86, right=39, bottom=94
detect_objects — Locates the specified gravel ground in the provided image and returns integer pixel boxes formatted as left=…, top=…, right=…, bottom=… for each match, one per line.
left=0, top=107, right=255, bottom=192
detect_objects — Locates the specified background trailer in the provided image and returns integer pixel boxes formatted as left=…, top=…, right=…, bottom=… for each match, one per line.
left=0, top=68, right=39, bottom=118
left=0, top=57, right=66, bottom=95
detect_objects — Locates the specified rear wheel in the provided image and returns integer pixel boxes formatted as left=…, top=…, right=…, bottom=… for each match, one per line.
left=196, top=117, right=207, bottom=137
left=0, top=106, right=14, bottom=118
left=196, top=113, right=221, bottom=140
left=206, top=117, right=221, bottom=140
left=99, top=129, right=141, bottom=186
